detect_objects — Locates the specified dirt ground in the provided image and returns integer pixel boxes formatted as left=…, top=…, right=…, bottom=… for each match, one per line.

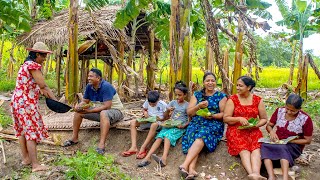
left=1, top=90, right=320, bottom=180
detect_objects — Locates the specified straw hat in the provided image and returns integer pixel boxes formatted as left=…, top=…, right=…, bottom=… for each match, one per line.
left=26, top=42, right=53, bottom=54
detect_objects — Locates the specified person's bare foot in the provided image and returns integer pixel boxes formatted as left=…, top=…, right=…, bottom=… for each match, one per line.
left=32, top=164, right=49, bottom=172
left=21, top=159, right=31, bottom=166
left=248, top=173, right=267, bottom=180
left=188, top=169, right=198, bottom=176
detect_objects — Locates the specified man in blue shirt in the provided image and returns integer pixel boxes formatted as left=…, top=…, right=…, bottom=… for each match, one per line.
left=63, top=68, right=124, bottom=155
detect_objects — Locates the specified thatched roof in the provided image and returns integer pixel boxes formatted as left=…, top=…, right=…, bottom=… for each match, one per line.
left=18, top=6, right=126, bottom=48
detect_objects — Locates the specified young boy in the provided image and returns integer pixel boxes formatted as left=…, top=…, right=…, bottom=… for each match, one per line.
left=121, top=90, right=167, bottom=159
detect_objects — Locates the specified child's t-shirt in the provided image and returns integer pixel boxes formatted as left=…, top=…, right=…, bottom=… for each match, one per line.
left=143, top=100, right=167, bottom=119
left=168, top=100, right=189, bottom=123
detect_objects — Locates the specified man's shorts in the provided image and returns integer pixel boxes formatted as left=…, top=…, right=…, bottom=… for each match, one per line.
left=81, top=109, right=124, bottom=124
left=138, top=121, right=162, bottom=131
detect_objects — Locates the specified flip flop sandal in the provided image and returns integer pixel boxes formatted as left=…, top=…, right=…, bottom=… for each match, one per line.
left=185, top=174, right=195, bottom=180
left=136, top=149, right=148, bottom=159
left=151, top=154, right=166, bottom=167
left=179, top=166, right=189, bottom=178
left=95, top=147, right=106, bottom=155
left=62, top=140, right=78, bottom=147
left=137, top=160, right=151, bottom=167
left=121, top=150, right=138, bottom=157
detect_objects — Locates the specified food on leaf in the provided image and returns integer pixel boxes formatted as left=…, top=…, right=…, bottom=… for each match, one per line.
left=160, top=119, right=183, bottom=128
left=238, top=118, right=259, bottom=129
left=258, top=136, right=298, bottom=144
left=196, top=108, right=214, bottom=117
left=137, top=116, right=157, bottom=123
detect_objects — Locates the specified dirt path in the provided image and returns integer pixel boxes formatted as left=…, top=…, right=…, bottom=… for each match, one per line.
left=1, top=91, right=320, bottom=180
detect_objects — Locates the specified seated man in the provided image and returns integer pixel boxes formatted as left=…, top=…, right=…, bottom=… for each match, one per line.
left=63, top=68, right=124, bottom=155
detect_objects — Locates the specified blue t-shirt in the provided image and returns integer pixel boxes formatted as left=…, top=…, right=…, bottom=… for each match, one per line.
left=83, top=80, right=115, bottom=102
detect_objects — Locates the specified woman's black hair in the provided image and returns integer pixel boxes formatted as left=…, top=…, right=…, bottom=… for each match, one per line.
left=286, top=93, right=303, bottom=109
left=24, top=51, right=47, bottom=62
left=237, top=75, right=256, bottom=91
left=174, top=81, right=188, bottom=94
left=201, top=71, right=216, bottom=100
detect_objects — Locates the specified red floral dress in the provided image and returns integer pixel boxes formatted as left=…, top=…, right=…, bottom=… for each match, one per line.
left=226, top=94, right=263, bottom=156
left=11, top=61, right=49, bottom=143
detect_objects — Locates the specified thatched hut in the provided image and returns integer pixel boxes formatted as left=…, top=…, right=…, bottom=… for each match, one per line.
left=18, top=5, right=161, bottom=94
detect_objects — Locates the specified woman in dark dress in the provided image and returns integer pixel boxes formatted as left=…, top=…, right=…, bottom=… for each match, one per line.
left=179, top=72, right=227, bottom=179
left=261, top=94, right=313, bottom=180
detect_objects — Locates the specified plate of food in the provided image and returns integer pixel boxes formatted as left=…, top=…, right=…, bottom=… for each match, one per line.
left=137, top=116, right=157, bottom=123
left=238, top=118, right=259, bottom=129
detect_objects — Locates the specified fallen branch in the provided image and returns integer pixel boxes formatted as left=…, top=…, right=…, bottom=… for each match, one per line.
left=0, top=140, right=6, bottom=164
left=38, top=149, right=74, bottom=155
left=0, top=133, right=56, bottom=145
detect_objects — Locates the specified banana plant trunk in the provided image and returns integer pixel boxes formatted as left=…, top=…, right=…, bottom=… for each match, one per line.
left=309, top=56, right=320, bottom=80
left=201, top=0, right=230, bottom=95
left=117, top=37, right=125, bottom=98
left=56, top=46, right=62, bottom=96
left=147, top=28, right=156, bottom=91
left=299, top=54, right=309, bottom=100
left=232, top=27, right=244, bottom=95
left=296, top=33, right=304, bottom=84
left=205, top=36, right=214, bottom=73
left=66, top=0, right=79, bottom=103
left=0, top=35, right=4, bottom=69
left=169, top=0, right=192, bottom=100
left=288, top=40, right=297, bottom=85
left=222, top=49, right=229, bottom=91
left=139, top=49, right=145, bottom=85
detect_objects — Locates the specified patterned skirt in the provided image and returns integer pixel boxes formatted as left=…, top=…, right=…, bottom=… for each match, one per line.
left=182, top=118, right=224, bottom=154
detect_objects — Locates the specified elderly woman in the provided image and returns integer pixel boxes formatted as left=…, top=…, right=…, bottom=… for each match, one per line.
left=223, top=76, right=268, bottom=180
left=179, top=72, right=227, bottom=179
left=262, top=94, right=313, bottom=180
left=11, top=42, right=57, bottom=172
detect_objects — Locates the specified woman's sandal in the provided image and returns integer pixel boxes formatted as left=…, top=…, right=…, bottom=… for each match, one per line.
left=95, top=147, right=105, bottom=155
left=121, top=150, right=138, bottom=157
left=151, top=154, right=166, bottom=167
left=136, top=149, right=148, bottom=159
left=179, top=166, right=189, bottom=179
left=62, top=140, right=78, bottom=147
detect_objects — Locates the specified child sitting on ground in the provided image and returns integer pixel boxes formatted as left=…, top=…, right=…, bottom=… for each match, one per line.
left=137, top=81, right=189, bottom=167
left=121, top=90, right=167, bottom=159
left=261, top=93, right=313, bottom=180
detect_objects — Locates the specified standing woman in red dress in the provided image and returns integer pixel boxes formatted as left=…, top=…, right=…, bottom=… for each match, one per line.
left=11, top=42, right=57, bottom=172
left=224, top=76, right=268, bottom=180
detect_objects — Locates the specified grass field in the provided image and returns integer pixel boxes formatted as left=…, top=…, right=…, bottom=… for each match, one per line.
left=0, top=66, right=319, bottom=92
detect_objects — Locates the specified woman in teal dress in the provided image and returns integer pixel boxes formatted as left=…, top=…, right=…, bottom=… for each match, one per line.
left=179, top=72, right=227, bottom=179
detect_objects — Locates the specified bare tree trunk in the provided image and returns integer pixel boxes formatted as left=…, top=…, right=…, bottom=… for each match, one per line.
left=288, top=40, right=297, bottom=85
left=139, top=48, right=145, bottom=85
left=56, top=46, right=62, bottom=96
left=31, top=0, right=37, bottom=20
left=66, top=0, right=79, bottom=103
left=309, top=55, right=320, bottom=80
left=299, top=54, right=309, bottom=100
left=201, top=0, right=230, bottom=95
left=297, top=34, right=303, bottom=84
left=222, top=49, right=229, bottom=91
left=117, top=37, right=125, bottom=98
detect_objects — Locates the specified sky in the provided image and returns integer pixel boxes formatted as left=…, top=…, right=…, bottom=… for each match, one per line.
left=256, top=0, right=320, bottom=56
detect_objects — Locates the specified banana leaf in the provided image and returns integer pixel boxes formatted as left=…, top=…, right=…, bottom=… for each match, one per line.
left=160, top=119, right=183, bottom=128
left=238, top=118, right=259, bottom=129
left=137, top=116, right=157, bottom=123
left=196, top=108, right=213, bottom=117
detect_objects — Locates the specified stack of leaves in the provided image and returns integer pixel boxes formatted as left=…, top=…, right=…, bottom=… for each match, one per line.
left=161, top=119, right=183, bottom=128
left=238, top=118, right=259, bottom=129
left=137, top=116, right=157, bottom=123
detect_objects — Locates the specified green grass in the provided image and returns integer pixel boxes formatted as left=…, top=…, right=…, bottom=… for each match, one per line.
left=0, top=107, right=12, bottom=128
left=59, top=148, right=131, bottom=180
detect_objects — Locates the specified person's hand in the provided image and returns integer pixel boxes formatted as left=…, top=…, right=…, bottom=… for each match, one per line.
left=238, top=117, right=249, bottom=126
left=167, top=106, right=175, bottom=112
left=143, top=112, right=149, bottom=118
left=198, top=100, right=208, bottom=109
left=269, top=131, right=279, bottom=142
left=204, top=114, right=214, bottom=120
left=156, top=116, right=161, bottom=121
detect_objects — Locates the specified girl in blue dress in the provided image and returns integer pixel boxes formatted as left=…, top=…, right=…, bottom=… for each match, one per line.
left=137, top=81, right=189, bottom=167
left=179, top=72, right=227, bottom=179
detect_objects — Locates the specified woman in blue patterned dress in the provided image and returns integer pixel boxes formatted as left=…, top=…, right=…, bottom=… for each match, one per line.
left=179, top=72, right=227, bottom=179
